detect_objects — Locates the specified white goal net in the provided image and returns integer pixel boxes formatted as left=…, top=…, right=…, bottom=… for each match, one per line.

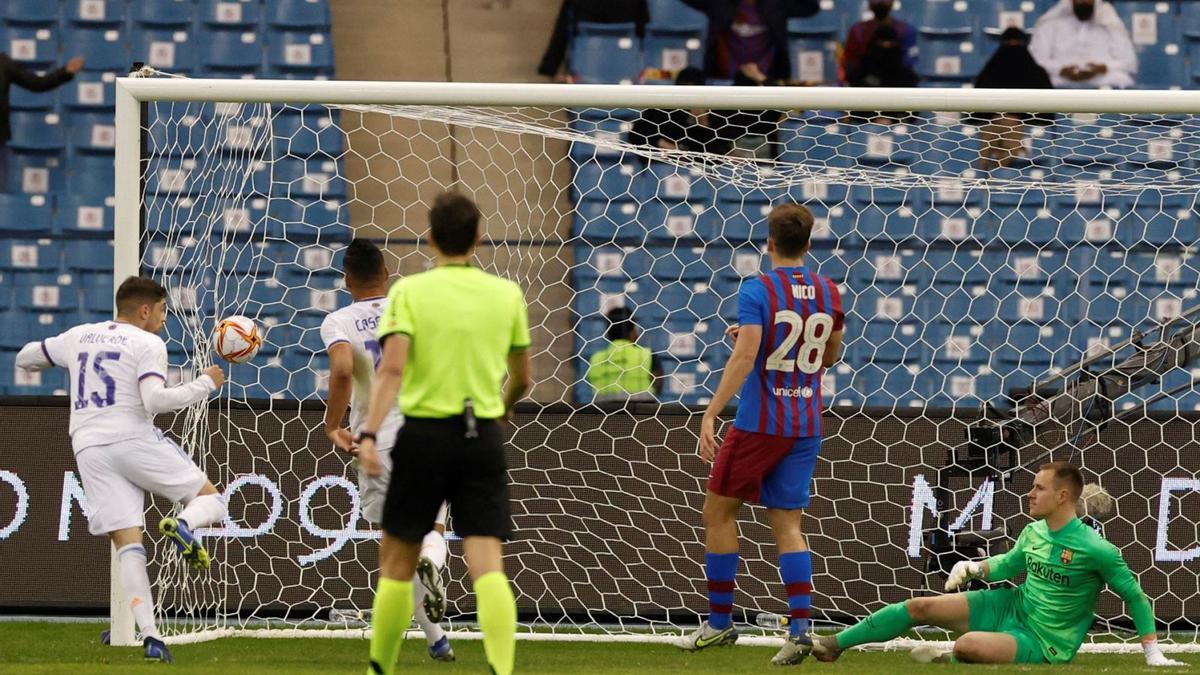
left=120, top=77, right=1200, bottom=651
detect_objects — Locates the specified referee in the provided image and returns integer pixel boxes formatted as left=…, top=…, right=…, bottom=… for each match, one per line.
left=357, top=191, right=531, bottom=675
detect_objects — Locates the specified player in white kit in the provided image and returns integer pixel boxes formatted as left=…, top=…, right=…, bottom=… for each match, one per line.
left=15, top=276, right=230, bottom=663
left=320, top=239, right=455, bottom=662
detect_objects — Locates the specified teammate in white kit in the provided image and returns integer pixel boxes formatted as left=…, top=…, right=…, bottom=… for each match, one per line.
left=15, top=276, right=230, bottom=663
left=320, top=239, right=455, bottom=662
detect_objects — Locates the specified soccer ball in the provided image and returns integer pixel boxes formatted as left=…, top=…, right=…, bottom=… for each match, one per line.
left=214, top=315, right=263, bottom=364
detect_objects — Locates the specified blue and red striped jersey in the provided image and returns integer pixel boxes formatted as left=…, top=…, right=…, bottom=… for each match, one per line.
left=731, top=266, right=845, bottom=438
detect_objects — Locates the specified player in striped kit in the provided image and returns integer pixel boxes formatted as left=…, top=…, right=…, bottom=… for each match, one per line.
left=320, top=239, right=454, bottom=662
left=673, top=203, right=844, bottom=666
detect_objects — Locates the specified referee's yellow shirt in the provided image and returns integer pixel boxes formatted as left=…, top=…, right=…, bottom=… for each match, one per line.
left=377, top=264, right=531, bottom=419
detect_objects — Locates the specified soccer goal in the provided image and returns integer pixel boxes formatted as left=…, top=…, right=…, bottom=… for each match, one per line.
left=113, top=73, right=1200, bottom=653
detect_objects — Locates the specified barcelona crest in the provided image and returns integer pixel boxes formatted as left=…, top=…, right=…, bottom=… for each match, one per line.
left=1060, top=549, right=1074, bottom=565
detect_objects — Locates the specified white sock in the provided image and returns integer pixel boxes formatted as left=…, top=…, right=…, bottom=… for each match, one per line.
left=419, top=530, right=448, bottom=570
left=412, top=575, right=446, bottom=646
left=178, top=493, right=227, bottom=529
left=117, top=544, right=161, bottom=640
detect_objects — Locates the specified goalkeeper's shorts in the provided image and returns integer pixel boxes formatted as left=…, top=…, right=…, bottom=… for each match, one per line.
left=708, top=428, right=820, bottom=508
left=965, top=587, right=1049, bottom=665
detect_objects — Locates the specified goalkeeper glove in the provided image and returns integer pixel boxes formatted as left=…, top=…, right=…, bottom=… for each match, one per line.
left=944, top=560, right=983, bottom=592
left=1144, top=640, right=1187, bottom=667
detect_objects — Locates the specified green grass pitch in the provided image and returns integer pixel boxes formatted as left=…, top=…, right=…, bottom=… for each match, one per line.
left=0, top=622, right=1193, bottom=674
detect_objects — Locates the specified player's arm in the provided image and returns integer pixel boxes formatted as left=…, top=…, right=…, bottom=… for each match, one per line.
left=1099, top=544, right=1185, bottom=666
left=15, top=340, right=56, bottom=371
left=320, top=316, right=356, bottom=453
left=137, top=341, right=222, bottom=415
left=822, top=279, right=846, bottom=368
left=358, top=280, right=411, bottom=477
left=699, top=323, right=762, bottom=463
left=822, top=330, right=843, bottom=368
left=945, top=526, right=1028, bottom=591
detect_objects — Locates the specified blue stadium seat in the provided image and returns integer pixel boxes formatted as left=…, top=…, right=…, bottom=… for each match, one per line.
left=1122, top=189, right=1200, bottom=248
left=274, top=157, right=346, bottom=200
left=849, top=185, right=921, bottom=241
left=5, top=24, right=60, bottom=67
left=63, top=0, right=125, bottom=26
left=916, top=182, right=988, bottom=242
left=11, top=272, right=76, bottom=312
left=199, top=0, right=262, bottom=28
left=570, top=113, right=630, bottom=161
left=58, top=193, right=113, bottom=236
left=5, top=0, right=59, bottom=25
left=788, top=35, right=838, bottom=84
left=8, top=151, right=63, bottom=194
left=642, top=200, right=719, bottom=241
left=919, top=0, right=976, bottom=35
left=133, top=0, right=195, bottom=27
left=922, top=120, right=980, bottom=176
left=648, top=246, right=710, bottom=282
left=710, top=243, right=768, bottom=282
left=131, top=27, right=197, bottom=74
left=10, top=86, right=58, bottom=112
left=65, top=71, right=116, bottom=111
left=573, top=158, right=640, bottom=202
left=644, top=25, right=704, bottom=72
left=860, top=320, right=930, bottom=365
left=266, top=31, right=334, bottom=76
left=917, top=285, right=1000, bottom=324
left=778, top=113, right=852, bottom=167
left=1, top=239, right=59, bottom=271
left=200, top=29, right=263, bottom=77
left=846, top=123, right=918, bottom=166
left=571, top=35, right=643, bottom=84
left=1, top=349, right=68, bottom=395
left=788, top=176, right=848, bottom=208
left=7, top=111, right=64, bottom=152
left=647, top=0, right=708, bottom=28
left=208, top=196, right=267, bottom=237
left=267, top=0, right=331, bottom=29
left=916, top=36, right=984, bottom=80
left=852, top=248, right=923, bottom=291
left=638, top=161, right=714, bottom=205
left=62, top=239, right=113, bottom=272
left=214, top=239, right=271, bottom=276
left=273, top=108, right=344, bottom=158
left=992, top=321, right=1081, bottom=375
left=982, top=0, right=1043, bottom=35
left=64, top=24, right=127, bottom=72
left=574, top=245, right=650, bottom=285
left=66, top=153, right=113, bottom=199
left=709, top=200, right=772, bottom=243
left=67, top=112, right=115, bottom=154
left=923, top=366, right=1001, bottom=408
left=923, top=248, right=995, bottom=290
left=574, top=199, right=643, bottom=242
left=852, top=362, right=925, bottom=408
left=925, top=321, right=989, bottom=366
left=661, top=359, right=717, bottom=405
left=786, top=6, right=845, bottom=36
left=266, top=198, right=349, bottom=241
left=0, top=193, right=52, bottom=235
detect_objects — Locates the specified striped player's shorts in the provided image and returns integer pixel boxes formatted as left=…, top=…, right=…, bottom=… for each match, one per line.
left=707, top=427, right=820, bottom=509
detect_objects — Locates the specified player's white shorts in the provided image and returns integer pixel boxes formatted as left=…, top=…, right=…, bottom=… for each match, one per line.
left=361, top=441, right=448, bottom=529
left=75, top=430, right=208, bottom=536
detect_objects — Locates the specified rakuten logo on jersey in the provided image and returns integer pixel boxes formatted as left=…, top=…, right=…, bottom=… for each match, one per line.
left=772, top=386, right=813, bottom=398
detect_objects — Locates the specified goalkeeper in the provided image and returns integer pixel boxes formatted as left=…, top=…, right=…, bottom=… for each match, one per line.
left=813, top=461, right=1187, bottom=667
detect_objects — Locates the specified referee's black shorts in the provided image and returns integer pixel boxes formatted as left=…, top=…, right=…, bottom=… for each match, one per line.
left=381, top=416, right=512, bottom=543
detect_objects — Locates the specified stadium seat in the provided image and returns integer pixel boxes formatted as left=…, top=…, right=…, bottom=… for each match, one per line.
left=200, top=30, right=263, bottom=77
left=66, top=153, right=114, bottom=199
left=572, top=158, right=639, bottom=203
left=644, top=25, right=705, bottom=72
left=647, top=0, right=708, bottom=28
left=266, top=198, right=349, bottom=241
left=642, top=200, right=719, bottom=241
left=9, top=85, right=58, bottom=112
left=131, top=27, right=198, bottom=74
left=1122, top=189, right=1200, bottom=248
left=274, top=158, right=346, bottom=200
left=132, top=0, right=195, bottom=27
left=570, top=35, right=643, bottom=84
left=709, top=200, right=772, bottom=243
left=925, top=322, right=989, bottom=366
left=919, top=0, right=976, bottom=35
left=917, top=285, right=1000, bottom=324
left=65, top=71, right=116, bottom=111
left=982, top=0, right=1043, bottom=35
left=62, top=239, right=113, bottom=272
left=8, top=151, right=63, bottom=194
left=860, top=320, right=930, bottom=365
left=266, top=31, right=334, bottom=76
left=64, top=24, right=126, bottom=72
left=66, top=111, right=115, bottom=156
left=5, top=0, right=59, bottom=25
left=7, top=111, right=64, bottom=152
left=648, top=246, right=710, bottom=282
left=2, top=349, right=68, bottom=395
left=638, top=161, right=714, bottom=205
left=574, top=199, right=643, bottom=243
left=198, top=0, right=263, bottom=28
left=846, top=123, right=918, bottom=166
left=915, top=36, right=984, bottom=80
left=852, top=248, right=923, bottom=292
left=0, top=193, right=52, bottom=235
left=916, top=181, right=988, bottom=242
left=1, top=239, right=59, bottom=271
left=852, top=362, right=925, bottom=408
left=778, top=114, right=852, bottom=167
left=273, top=107, right=344, bottom=158
left=923, top=366, right=1001, bottom=408
left=267, top=0, right=332, bottom=29
left=58, top=193, right=113, bottom=236
left=850, top=185, right=922, bottom=241
left=5, top=24, right=60, bottom=67
left=992, top=321, right=1081, bottom=376
left=570, top=114, right=630, bottom=162
left=575, top=245, right=650, bottom=285
left=922, top=121, right=980, bottom=176
left=788, top=35, right=838, bottom=84
left=786, top=6, right=845, bottom=37
left=11, top=272, right=75, bottom=312
left=63, top=0, right=125, bottom=26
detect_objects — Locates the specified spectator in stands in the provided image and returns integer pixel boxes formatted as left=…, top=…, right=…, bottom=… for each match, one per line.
left=845, top=25, right=917, bottom=89
left=1029, top=0, right=1136, bottom=89
left=0, top=54, right=83, bottom=188
left=629, top=67, right=732, bottom=155
left=841, top=0, right=916, bottom=85
left=681, top=0, right=821, bottom=82
left=539, top=0, right=650, bottom=79
left=711, top=69, right=786, bottom=158
left=972, top=27, right=1054, bottom=170
left=586, top=307, right=662, bottom=403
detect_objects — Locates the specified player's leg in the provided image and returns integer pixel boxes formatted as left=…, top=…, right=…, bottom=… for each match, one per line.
left=368, top=422, right=447, bottom=675
left=413, top=504, right=454, bottom=660
left=760, top=435, right=822, bottom=665
left=948, top=632, right=1019, bottom=664
left=814, top=593, right=971, bottom=661
left=451, top=420, right=516, bottom=675
left=76, top=444, right=173, bottom=662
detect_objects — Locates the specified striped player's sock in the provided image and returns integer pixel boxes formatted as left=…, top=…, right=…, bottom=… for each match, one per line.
left=705, top=552, right=739, bottom=630
left=779, top=550, right=813, bottom=638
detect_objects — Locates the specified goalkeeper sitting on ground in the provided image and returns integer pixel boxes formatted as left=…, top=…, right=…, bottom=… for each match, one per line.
left=812, top=461, right=1187, bottom=667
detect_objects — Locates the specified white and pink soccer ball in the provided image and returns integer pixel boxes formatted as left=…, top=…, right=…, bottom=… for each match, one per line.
left=214, top=315, right=263, bottom=364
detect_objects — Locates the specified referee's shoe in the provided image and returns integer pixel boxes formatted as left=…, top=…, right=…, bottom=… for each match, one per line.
left=417, top=555, right=447, bottom=623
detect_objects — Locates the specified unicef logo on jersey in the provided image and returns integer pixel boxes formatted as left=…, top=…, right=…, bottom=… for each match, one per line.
left=771, top=386, right=814, bottom=399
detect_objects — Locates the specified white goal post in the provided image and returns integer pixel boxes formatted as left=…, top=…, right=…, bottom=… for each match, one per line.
left=111, top=76, right=1200, bottom=652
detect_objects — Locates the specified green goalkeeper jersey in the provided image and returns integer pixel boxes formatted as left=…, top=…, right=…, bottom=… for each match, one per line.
left=984, top=517, right=1156, bottom=663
